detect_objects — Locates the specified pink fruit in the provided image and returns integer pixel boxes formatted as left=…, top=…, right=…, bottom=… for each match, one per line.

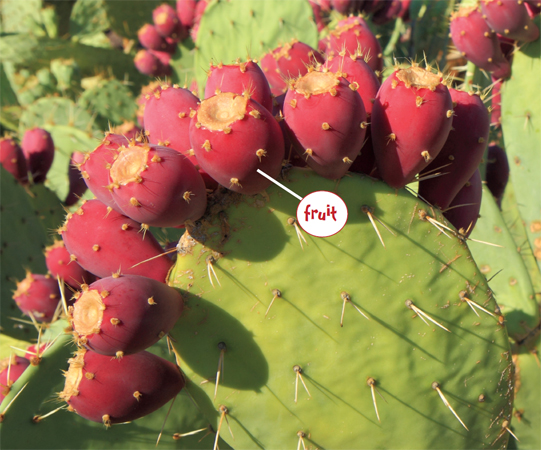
left=205, top=60, right=273, bottom=112
left=450, top=6, right=511, bottom=80
left=45, top=239, right=94, bottom=288
left=142, top=83, right=216, bottom=190
left=59, top=199, right=173, bottom=283
left=108, top=143, right=207, bottom=228
left=418, top=89, right=489, bottom=210
left=176, top=0, right=197, bottom=29
left=481, top=0, right=539, bottom=43
left=260, top=40, right=325, bottom=95
left=77, top=135, right=123, bottom=211
left=190, top=92, right=285, bottom=195
left=66, top=151, right=88, bottom=206
left=443, top=169, right=482, bottom=238
left=309, top=0, right=326, bottom=32
left=70, top=275, right=183, bottom=356
left=110, top=121, right=142, bottom=141
left=283, top=70, right=367, bottom=179
left=0, top=137, right=28, bottom=184
left=21, top=128, right=55, bottom=183
left=194, top=0, right=208, bottom=25
left=272, top=94, right=305, bottom=168
left=12, top=273, right=61, bottom=322
left=370, top=65, right=453, bottom=189
left=137, top=81, right=162, bottom=127
left=137, top=24, right=168, bottom=51
left=153, top=3, right=186, bottom=40
left=485, top=144, right=509, bottom=207
left=59, top=348, right=184, bottom=425
left=134, top=49, right=170, bottom=77
left=0, top=356, right=30, bottom=404
left=321, top=17, right=383, bottom=74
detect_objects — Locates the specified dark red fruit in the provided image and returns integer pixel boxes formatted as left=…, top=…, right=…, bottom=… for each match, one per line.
left=176, top=0, right=197, bottom=29
left=0, top=356, right=30, bottom=404
left=0, top=137, right=28, bottom=184
left=45, top=239, right=94, bottom=288
left=205, top=60, right=273, bottom=112
left=134, top=49, right=170, bottom=77
left=137, top=24, right=168, bottom=51
left=60, top=199, right=173, bottom=283
left=59, top=348, right=184, bottom=425
left=12, top=273, right=61, bottom=322
left=321, top=17, right=383, bottom=74
left=190, top=92, right=285, bottom=195
left=481, top=0, right=539, bottom=42
left=70, top=275, right=184, bottom=356
left=418, top=89, right=489, bottom=210
left=450, top=6, right=511, bottom=80
left=485, top=144, right=509, bottom=207
left=108, top=143, right=207, bottom=228
left=21, top=128, right=55, bottom=183
left=283, top=70, right=367, bottom=180
left=153, top=3, right=186, bottom=40
left=371, top=65, right=453, bottom=189
left=443, top=169, right=482, bottom=238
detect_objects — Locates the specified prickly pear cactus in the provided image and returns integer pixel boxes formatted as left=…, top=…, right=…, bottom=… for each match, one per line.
left=168, top=169, right=513, bottom=449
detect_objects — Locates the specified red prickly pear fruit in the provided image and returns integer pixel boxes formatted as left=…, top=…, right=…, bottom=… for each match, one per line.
left=194, top=0, right=208, bottom=25
left=260, top=52, right=285, bottom=96
left=485, top=144, right=509, bottom=207
left=108, top=144, right=207, bottom=228
left=283, top=70, right=367, bottom=179
left=321, top=17, right=383, bottom=74
left=324, top=51, right=380, bottom=116
left=481, top=0, right=539, bottom=43
left=370, top=65, right=453, bottom=189
left=349, top=135, right=376, bottom=176
left=137, top=81, right=162, bottom=127
left=153, top=3, right=186, bottom=40
left=418, top=88, right=489, bottom=210
left=12, top=273, right=61, bottom=322
left=205, top=60, right=273, bottom=112
left=142, top=84, right=216, bottom=189
left=275, top=41, right=325, bottom=83
left=70, top=275, right=184, bottom=356
left=449, top=6, right=511, bottom=80
left=59, top=348, right=184, bottom=425
left=137, top=24, right=169, bottom=51
left=261, top=41, right=325, bottom=95
left=21, top=128, right=54, bottom=183
left=66, top=151, right=88, bottom=206
left=190, top=92, right=285, bottom=194
left=59, top=199, right=173, bottom=283
left=443, top=169, right=482, bottom=238
left=77, top=135, right=123, bottom=211
left=45, top=239, right=95, bottom=288
left=398, top=0, right=412, bottom=21
left=0, top=356, right=30, bottom=404
left=143, top=83, right=199, bottom=154
left=190, top=22, right=200, bottom=42
left=0, top=137, right=28, bottom=184
left=134, top=50, right=169, bottom=77
left=176, top=0, right=197, bottom=29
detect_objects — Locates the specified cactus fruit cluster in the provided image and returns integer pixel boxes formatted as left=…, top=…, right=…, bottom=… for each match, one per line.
left=1, top=1, right=540, bottom=449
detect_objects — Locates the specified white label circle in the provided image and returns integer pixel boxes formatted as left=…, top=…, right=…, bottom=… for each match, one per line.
left=296, top=191, right=348, bottom=238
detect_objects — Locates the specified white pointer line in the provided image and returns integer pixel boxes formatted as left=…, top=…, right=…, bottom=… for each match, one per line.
left=257, top=169, right=303, bottom=201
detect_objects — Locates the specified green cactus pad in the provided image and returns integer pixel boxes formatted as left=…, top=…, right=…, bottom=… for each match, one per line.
left=0, top=168, right=65, bottom=340
left=0, top=0, right=44, bottom=35
left=78, top=79, right=137, bottom=130
left=194, top=0, right=319, bottom=96
left=169, top=168, right=514, bottom=449
left=0, top=319, right=233, bottom=449
left=69, top=0, right=110, bottom=39
left=501, top=16, right=541, bottom=274
left=469, top=185, right=539, bottom=340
